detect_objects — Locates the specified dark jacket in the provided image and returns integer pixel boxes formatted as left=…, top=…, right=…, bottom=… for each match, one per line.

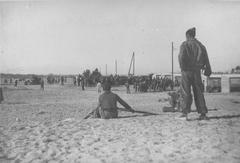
left=178, top=38, right=212, bottom=76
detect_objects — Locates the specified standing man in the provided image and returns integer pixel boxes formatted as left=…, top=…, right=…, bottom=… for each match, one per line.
left=81, top=76, right=85, bottom=90
left=61, top=76, right=64, bottom=85
left=73, top=77, right=76, bottom=86
left=77, top=74, right=81, bottom=87
left=178, top=27, right=212, bottom=120
left=125, top=81, right=131, bottom=94
left=134, top=78, right=138, bottom=93
left=162, top=77, right=166, bottom=91
left=14, top=79, right=18, bottom=87
left=40, top=78, right=44, bottom=90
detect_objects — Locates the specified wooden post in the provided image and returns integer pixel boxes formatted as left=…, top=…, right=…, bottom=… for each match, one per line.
left=128, top=52, right=135, bottom=77
left=0, top=87, right=3, bottom=103
left=0, top=73, right=3, bottom=103
left=133, top=52, right=135, bottom=76
left=105, top=64, right=107, bottom=76
left=115, top=60, right=117, bottom=75
left=171, top=42, right=174, bottom=90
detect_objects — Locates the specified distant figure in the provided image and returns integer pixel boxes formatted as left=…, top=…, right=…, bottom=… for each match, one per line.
left=92, top=82, right=135, bottom=119
left=125, top=81, right=131, bottom=94
left=97, top=81, right=102, bottom=93
left=168, top=89, right=182, bottom=112
left=81, top=77, right=85, bottom=90
left=40, top=78, right=44, bottom=90
left=162, top=77, right=167, bottom=91
left=61, top=76, right=64, bottom=85
left=0, top=87, right=3, bottom=103
left=175, top=79, right=180, bottom=87
left=134, top=80, right=138, bottom=93
left=77, top=75, right=81, bottom=87
left=73, top=77, right=76, bottom=86
left=178, top=27, right=212, bottom=120
left=14, top=80, right=18, bottom=87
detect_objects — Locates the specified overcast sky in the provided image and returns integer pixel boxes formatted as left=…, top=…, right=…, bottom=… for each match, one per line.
left=0, top=0, right=240, bottom=75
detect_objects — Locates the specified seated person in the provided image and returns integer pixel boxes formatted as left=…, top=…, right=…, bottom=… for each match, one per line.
left=93, top=82, right=135, bottom=119
left=167, top=88, right=182, bottom=112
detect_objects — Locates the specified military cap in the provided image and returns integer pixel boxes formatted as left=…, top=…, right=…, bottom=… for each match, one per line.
left=186, top=27, right=196, bottom=37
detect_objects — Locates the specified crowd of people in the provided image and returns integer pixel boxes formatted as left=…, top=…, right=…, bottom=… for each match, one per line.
left=73, top=74, right=85, bottom=90
left=92, top=75, right=180, bottom=94
left=132, top=76, right=180, bottom=93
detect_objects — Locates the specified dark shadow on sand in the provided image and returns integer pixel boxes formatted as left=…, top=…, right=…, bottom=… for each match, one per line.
left=118, top=110, right=159, bottom=119
left=163, top=106, right=218, bottom=113
left=118, top=113, right=158, bottom=119
left=3, top=101, right=28, bottom=105
left=208, top=114, right=240, bottom=120
left=187, top=114, right=240, bottom=121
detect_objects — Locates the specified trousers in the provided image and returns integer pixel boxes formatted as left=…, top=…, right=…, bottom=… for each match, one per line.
left=180, top=70, right=208, bottom=114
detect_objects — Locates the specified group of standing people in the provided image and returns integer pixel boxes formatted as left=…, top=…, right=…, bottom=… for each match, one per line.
left=73, top=74, right=85, bottom=90
left=39, top=75, right=85, bottom=91
left=133, top=77, right=176, bottom=93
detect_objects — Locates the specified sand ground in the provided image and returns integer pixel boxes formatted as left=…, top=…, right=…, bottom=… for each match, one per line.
left=0, top=85, right=240, bottom=163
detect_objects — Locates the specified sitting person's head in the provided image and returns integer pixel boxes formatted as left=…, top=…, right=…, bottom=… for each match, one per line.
left=102, top=82, right=111, bottom=91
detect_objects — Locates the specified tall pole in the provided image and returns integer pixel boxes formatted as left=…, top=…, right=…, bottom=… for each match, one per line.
left=0, top=74, right=2, bottom=103
left=0, top=50, right=3, bottom=103
left=128, top=52, right=135, bottom=77
left=133, top=52, right=135, bottom=76
left=115, top=60, right=117, bottom=75
left=171, top=42, right=174, bottom=89
left=105, top=64, right=107, bottom=76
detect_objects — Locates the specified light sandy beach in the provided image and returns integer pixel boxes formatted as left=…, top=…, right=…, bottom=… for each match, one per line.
left=0, top=85, right=240, bottom=163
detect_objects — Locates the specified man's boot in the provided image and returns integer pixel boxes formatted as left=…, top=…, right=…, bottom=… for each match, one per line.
left=199, top=113, right=209, bottom=120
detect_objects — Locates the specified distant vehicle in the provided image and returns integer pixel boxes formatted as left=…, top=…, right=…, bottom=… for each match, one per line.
left=202, top=74, right=240, bottom=93
left=204, top=75, right=222, bottom=93
left=230, top=77, right=240, bottom=92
